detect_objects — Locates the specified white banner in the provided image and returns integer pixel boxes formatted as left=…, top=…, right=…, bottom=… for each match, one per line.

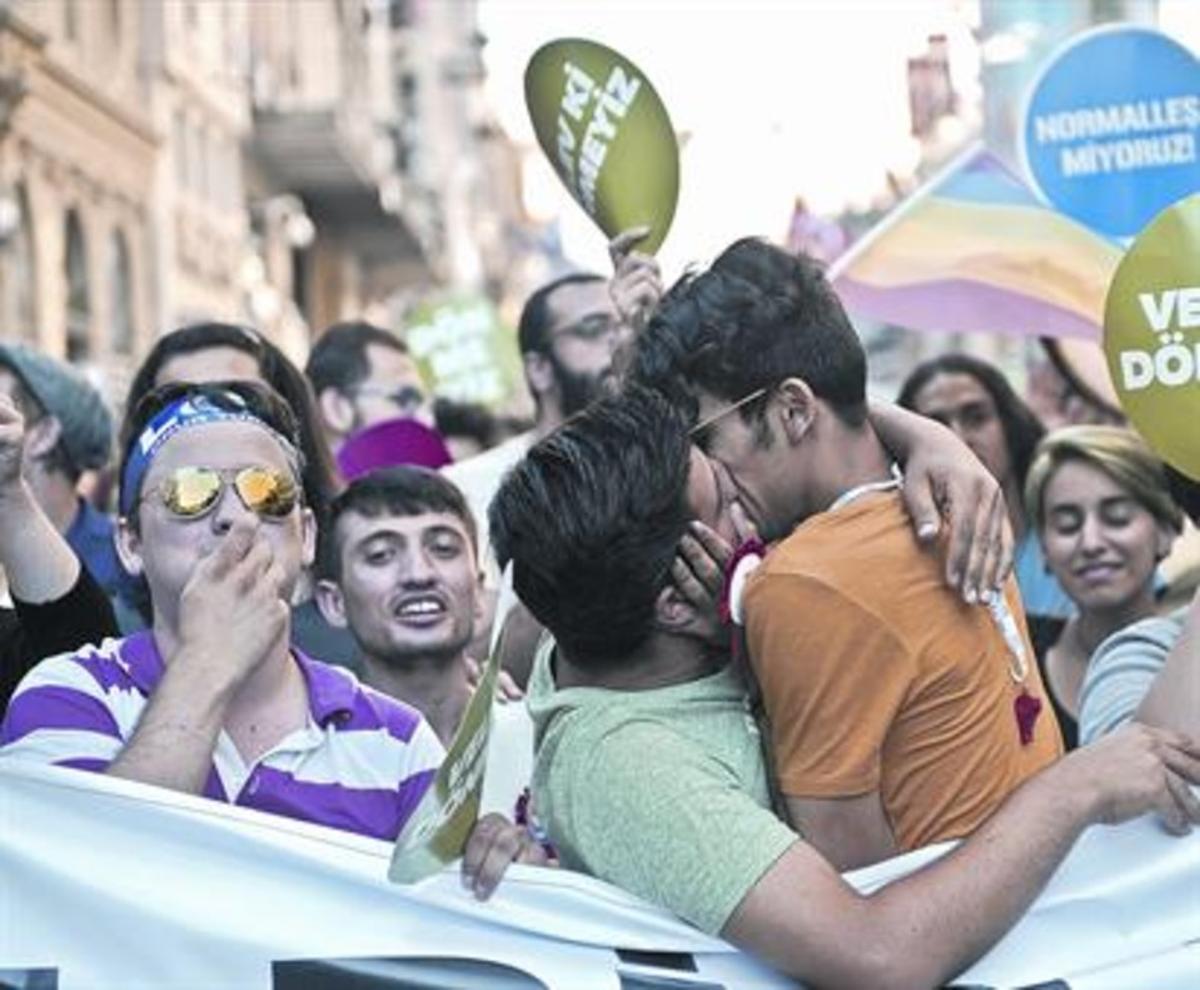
left=1, top=761, right=1198, bottom=989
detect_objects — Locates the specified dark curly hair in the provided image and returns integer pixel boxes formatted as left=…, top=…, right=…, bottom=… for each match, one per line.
left=490, top=385, right=693, bottom=669
left=631, top=238, right=867, bottom=431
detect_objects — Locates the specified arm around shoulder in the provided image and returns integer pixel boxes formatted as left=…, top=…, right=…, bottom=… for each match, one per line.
left=724, top=724, right=1200, bottom=989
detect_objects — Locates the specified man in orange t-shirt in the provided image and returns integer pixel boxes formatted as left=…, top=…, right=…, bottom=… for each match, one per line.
left=632, top=238, right=1062, bottom=870
left=744, top=491, right=1061, bottom=865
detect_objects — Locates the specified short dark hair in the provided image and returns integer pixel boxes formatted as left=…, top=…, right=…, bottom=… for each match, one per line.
left=305, top=321, right=409, bottom=399
left=127, top=323, right=265, bottom=413
left=631, top=238, right=868, bottom=428
left=119, top=380, right=304, bottom=532
left=517, top=272, right=605, bottom=355
left=319, top=466, right=477, bottom=581
left=125, top=322, right=339, bottom=523
left=896, top=353, right=1046, bottom=489
left=433, top=397, right=500, bottom=450
left=490, top=386, right=692, bottom=669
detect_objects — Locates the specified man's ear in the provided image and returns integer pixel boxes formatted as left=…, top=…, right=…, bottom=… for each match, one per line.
left=318, top=387, right=355, bottom=438
left=522, top=351, right=555, bottom=402
left=24, top=414, right=62, bottom=460
left=299, top=506, right=317, bottom=569
left=652, top=581, right=699, bottom=635
left=774, top=377, right=816, bottom=445
left=115, top=515, right=145, bottom=578
left=1156, top=523, right=1177, bottom=563
left=314, top=578, right=349, bottom=628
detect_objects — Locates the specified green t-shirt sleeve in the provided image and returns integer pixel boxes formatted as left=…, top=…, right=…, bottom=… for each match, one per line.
left=557, top=719, right=798, bottom=936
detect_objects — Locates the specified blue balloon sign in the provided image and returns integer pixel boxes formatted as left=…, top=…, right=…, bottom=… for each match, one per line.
left=1022, top=25, right=1200, bottom=238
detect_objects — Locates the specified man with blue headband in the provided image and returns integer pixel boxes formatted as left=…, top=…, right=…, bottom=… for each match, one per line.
left=1, top=381, right=539, bottom=894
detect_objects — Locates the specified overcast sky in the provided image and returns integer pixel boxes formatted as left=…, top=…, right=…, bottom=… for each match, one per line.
left=478, top=0, right=1198, bottom=281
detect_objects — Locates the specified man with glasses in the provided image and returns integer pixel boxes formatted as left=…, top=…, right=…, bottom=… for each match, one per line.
left=443, top=232, right=662, bottom=683
left=306, top=320, right=435, bottom=460
left=445, top=230, right=662, bottom=588
left=633, top=238, right=1062, bottom=872
left=0, top=382, right=539, bottom=893
left=491, top=385, right=1200, bottom=988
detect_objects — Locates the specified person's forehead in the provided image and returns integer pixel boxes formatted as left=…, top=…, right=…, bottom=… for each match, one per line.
left=692, top=387, right=746, bottom=448
left=155, top=347, right=264, bottom=387
left=547, top=280, right=613, bottom=327
left=695, top=388, right=729, bottom=417
left=916, top=372, right=992, bottom=411
left=341, top=507, right=473, bottom=549
left=1045, top=458, right=1127, bottom=505
left=363, top=343, right=424, bottom=386
left=147, top=419, right=293, bottom=474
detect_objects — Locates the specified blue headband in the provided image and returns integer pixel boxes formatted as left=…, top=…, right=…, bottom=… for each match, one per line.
left=119, top=394, right=297, bottom=517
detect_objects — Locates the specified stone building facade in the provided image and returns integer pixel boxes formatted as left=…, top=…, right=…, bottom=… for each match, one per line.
left=0, top=0, right=518, bottom=394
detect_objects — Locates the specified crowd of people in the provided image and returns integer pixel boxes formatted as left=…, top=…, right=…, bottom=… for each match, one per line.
left=0, top=229, right=1197, bottom=987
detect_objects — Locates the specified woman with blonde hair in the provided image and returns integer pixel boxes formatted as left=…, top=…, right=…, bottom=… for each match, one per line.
left=1026, top=425, right=1183, bottom=748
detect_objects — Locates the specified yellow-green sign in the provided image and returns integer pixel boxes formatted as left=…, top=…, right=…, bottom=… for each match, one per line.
left=389, top=649, right=500, bottom=884
left=405, top=297, right=521, bottom=410
left=525, top=38, right=679, bottom=254
left=1103, top=193, right=1200, bottom=480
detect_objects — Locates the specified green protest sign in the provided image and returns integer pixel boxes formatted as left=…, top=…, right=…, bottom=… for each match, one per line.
left=525, top=38, right=679, bottom=254
left=1103, top=193, right=1200, bottom=480
left=389, top=649, right=500, bottom=884
left=404, top=297, right=521, bottom=410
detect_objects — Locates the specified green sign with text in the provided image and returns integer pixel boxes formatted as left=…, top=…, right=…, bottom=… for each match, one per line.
left=525, top=38, right=679, bottom=254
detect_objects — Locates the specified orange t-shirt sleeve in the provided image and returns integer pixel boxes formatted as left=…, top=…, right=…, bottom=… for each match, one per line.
left=745, top=573, right=914, bottom=798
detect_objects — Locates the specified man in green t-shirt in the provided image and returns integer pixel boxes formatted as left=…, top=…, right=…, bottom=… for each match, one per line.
left=491, top=386, right=1200, bottom=988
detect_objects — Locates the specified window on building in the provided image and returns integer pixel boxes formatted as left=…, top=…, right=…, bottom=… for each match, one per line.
left=108, top=230, right=135, bottom=355
left=64, top=0, right=79, bottom=42
left=195, top=127, right=209, bottom=203
left=0, top=184, right=38, bottom=342
left=396, top=72, right=419, bottom=174
left=1090, top=0, right=1126, bottom=23
left=209, top=134, right=225, bottom=209
left=224, top=138, right=244, bottom=213
left=389, top=0, right=415, bottom=30
left=174, top=111, right=189, bottom=189
left=64, top=210, right=90, bottom=361
left=291, top=245, right=310, bottom=321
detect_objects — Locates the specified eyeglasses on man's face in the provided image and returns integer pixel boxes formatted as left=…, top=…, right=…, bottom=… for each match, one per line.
left=139, top=465, right=300, bottom=520
left=689, top=387, right=770, bottom=450
left=550, top=313, right=624, bottom=345
left=351, top=384, right=428, bottom=417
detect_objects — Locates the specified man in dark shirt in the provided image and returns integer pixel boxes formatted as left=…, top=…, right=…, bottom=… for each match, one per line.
left=0, top=344, right=140, bottom=624
left=1, top=394, right=117, bottom=709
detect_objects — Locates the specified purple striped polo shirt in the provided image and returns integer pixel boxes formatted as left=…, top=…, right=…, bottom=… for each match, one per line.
left=0, top=632, right=444, bottom=841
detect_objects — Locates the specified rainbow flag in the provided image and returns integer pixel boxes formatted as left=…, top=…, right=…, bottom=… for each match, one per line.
left=829, top=145, right=1123, bottom=341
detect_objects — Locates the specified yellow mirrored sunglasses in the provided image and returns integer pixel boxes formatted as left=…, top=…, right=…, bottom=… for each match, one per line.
left=145, top=466, right=299, bottom=520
